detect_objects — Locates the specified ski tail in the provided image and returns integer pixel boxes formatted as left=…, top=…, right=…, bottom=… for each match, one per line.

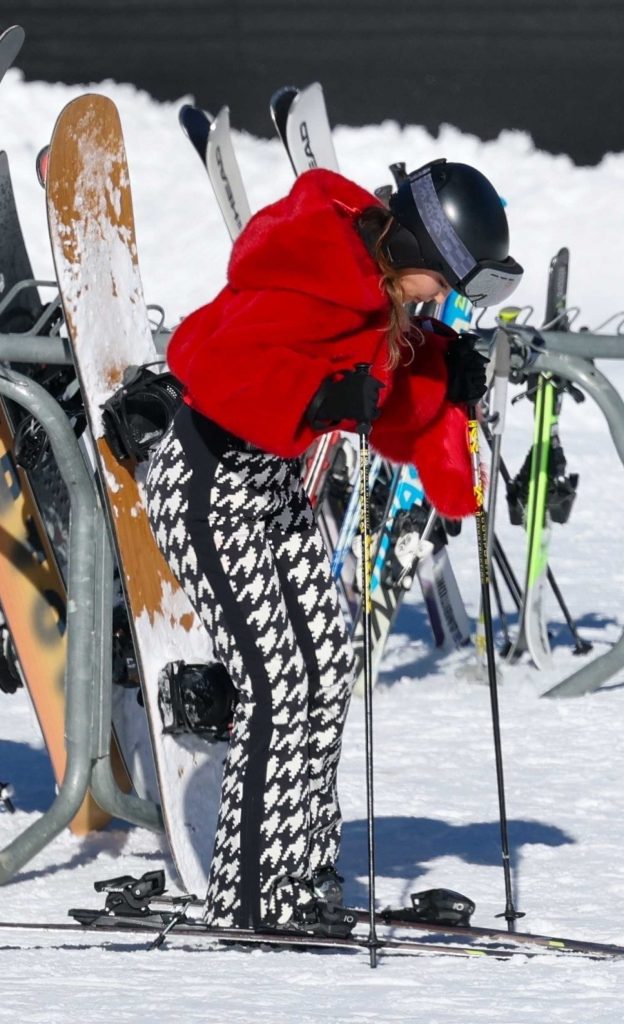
left=178, top=104, right=212, bottom=163
left=269, top=85, right=299, bottom=173
left=179, top=104, right=251, bottom=241
left=271, top=81, right=339, bottom=175
left=0, top=25, right=25, bottom=85
left=544, top=247, right=570, bottom=329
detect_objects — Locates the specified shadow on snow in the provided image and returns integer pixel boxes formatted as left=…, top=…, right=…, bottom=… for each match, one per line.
left=339, top=814, right=573, bottom=906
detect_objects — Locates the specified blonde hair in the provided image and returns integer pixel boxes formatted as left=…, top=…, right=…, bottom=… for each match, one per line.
left=357, top=206, right=422, bottom=369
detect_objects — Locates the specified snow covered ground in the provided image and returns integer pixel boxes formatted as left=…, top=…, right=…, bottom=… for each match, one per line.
left=1, top=70, right=624, bottom=1023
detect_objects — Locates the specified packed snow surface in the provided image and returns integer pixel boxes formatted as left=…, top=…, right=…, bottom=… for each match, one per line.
left=1, top=71, right=624, bottom=1023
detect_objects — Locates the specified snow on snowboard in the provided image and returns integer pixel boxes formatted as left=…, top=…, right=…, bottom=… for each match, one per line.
left=45, top=93, right=226, bottom=893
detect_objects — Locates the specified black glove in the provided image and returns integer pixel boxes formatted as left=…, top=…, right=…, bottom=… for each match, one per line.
left=306, top=368, right=384, bottom=429
left=445, top=335, right=489, bottom=404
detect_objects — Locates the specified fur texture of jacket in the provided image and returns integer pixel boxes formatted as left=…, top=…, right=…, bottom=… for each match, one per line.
left=167, top=168, right=476, bottom=517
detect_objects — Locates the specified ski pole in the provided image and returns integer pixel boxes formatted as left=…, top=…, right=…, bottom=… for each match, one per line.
left=471, top=329, right=510, bottom=673
left=483, top=330, right=513, bottom=651
left=467, top=407, right=524, bottom=931
left=492, top=534, right=522, bottom=609
left=354, top=362, right=379, bottom=968
left=489, top=562, right=512, bottom=650
left=545, top=568, right=592, bottom=655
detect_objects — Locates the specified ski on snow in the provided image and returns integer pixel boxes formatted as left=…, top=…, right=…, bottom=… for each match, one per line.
left=0, top=898, right=621, bottom=960
left=0, top=915, right=530, bottom=960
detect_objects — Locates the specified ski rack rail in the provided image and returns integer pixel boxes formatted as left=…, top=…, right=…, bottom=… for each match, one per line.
left=484, top=323, right=624, bottom=698
left=0, top=362, right=163, bottom=886
left=0, top=317, right=623, bottom=706
left=0, top=279, right=171, bottom=364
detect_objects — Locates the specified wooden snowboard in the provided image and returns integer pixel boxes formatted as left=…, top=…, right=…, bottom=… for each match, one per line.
left=45, top=94, right=225, bottom=895
left=0, top=150, right=121, bottom=834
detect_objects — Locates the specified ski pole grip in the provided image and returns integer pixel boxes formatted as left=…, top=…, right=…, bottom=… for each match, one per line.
left=354, top=363, right=372, bottom=436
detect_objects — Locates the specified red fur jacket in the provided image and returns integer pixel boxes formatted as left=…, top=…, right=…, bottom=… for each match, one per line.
left=167, top=168, right=476, bottom=517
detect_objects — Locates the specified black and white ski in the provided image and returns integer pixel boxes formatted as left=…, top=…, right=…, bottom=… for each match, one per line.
left=0, top=915, right=530, bottom=959
left=179, top=104, right=251, bottom=239
left=6, top=870, right=617, bottom=961
left=270, top=82, right=339, bottom=175
left=0, top=25, right=25, bottom=86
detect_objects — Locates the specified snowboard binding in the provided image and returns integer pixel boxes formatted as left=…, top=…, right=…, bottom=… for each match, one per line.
left=506, top=445, right=579, bottom=526
left=382, top=888, right=475, bottom=928
left=111, top=604, right=140, bottom=693
left=158, top=661, right=237, bottom=740
left=0, top=627, right=22, bottom=695
left=101, top=362, right=183, bottom=463
left=12, top=367, right=86, bottom=473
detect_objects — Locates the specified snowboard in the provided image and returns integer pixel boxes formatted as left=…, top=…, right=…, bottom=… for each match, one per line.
left=0, top=147, right=72, bottom=570
left=45, top=93, right=225, bottom=893
left=31, top=136, right=158, bottom=804
left=0, top=150, right=120, bottom=834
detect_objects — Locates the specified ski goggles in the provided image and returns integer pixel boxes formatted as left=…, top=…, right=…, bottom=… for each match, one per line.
left=409, top=169, right=523, bottom=308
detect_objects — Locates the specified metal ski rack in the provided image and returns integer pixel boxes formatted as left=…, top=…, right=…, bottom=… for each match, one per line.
left=489, top=322, right=624, bottom=698
left=0, top=300, right=164, bottom=884
left=0, top=281, right=171, bottom=362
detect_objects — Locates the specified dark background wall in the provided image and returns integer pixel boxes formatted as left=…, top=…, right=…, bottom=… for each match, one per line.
left=2, top=0, right=622, bottom=165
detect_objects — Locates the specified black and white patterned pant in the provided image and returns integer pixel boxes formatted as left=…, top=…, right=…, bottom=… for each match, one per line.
left=145, top=406, right=355, bottom=927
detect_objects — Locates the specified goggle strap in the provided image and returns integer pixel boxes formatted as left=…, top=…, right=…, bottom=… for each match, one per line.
left=409, top=170, right=477, bottom=283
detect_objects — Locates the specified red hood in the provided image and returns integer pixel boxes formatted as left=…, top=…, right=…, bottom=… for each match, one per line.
left=228, top=168, right=386, bottom=313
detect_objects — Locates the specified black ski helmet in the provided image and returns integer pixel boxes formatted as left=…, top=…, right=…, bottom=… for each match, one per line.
left=386, top=159, right=523, bottom=307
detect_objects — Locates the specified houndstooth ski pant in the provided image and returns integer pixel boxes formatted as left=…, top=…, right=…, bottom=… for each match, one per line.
left=145, top=406, right=355, bottom=927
